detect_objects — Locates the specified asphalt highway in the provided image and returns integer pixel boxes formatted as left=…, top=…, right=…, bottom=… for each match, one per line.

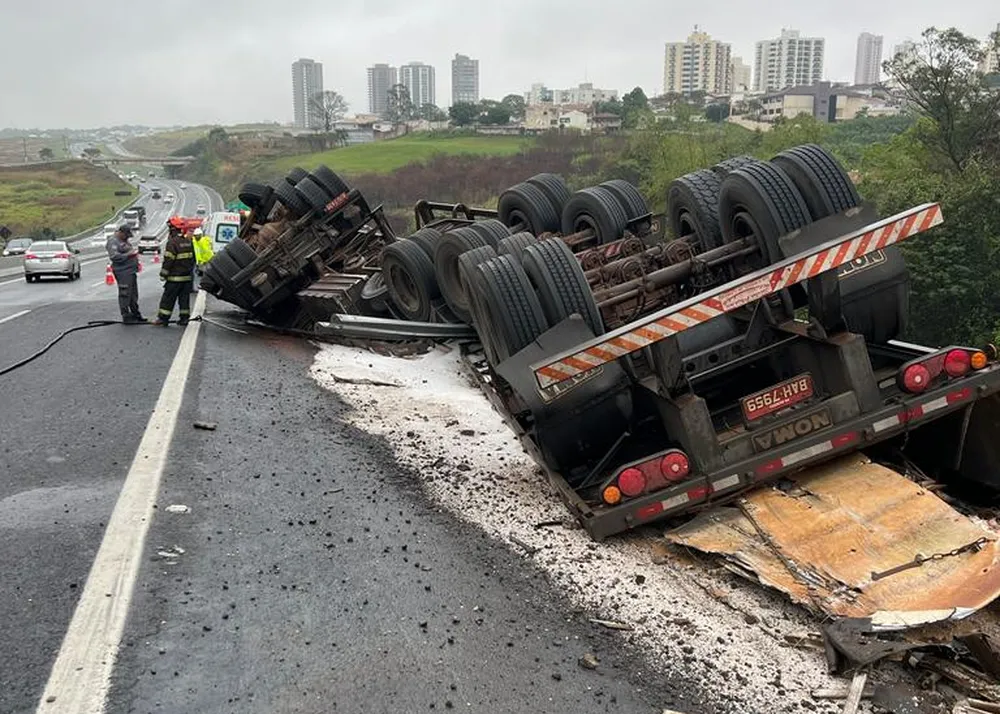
left=0, top=182, right=700, bottom=714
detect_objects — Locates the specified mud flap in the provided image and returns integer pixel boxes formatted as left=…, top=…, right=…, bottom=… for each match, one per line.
left=667, top=453, right=1000, bottom=627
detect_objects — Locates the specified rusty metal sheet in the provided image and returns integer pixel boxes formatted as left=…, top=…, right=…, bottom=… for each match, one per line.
left=668, top=453, right=1000, bottom=627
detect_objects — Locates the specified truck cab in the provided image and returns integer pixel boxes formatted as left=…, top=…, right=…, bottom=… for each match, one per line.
left=201, top=211, right=242, bottom=253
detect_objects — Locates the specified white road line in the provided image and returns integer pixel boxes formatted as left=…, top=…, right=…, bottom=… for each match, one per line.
left=36, top=290, right=208, bottom=714
left=0, top=309, right=30, bottom=325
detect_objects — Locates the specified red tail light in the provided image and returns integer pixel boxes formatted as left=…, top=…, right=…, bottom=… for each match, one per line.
left=54, top=252, right=70, bottom=259
left=25, top=253, right=37, bottom=260
left=603, top=448, right=693, bottom=505
left=944, top=349, right=971, bottom=377
left=898, top=347, right=991, bottom=394
left=617, top=468, right=646, bottom=497
left=660, top=452, right=690, bottom=482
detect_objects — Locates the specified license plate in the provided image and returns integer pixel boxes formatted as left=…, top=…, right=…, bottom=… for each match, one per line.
left=741, top=373, right=814, bottom=422
left=40, top=258, right=52, bottom=262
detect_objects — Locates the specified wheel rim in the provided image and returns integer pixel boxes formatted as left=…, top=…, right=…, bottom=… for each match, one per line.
left=387, top=262, right=420, bottom=313
left=729, top=208, right=767, bottom=274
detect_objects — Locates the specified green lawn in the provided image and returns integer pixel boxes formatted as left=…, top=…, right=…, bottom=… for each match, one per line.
left=0, top=161, right=135, bottom=237
left=266, top=134, right=535, bottom=176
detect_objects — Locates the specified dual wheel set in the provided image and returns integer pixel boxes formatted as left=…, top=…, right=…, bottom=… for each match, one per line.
left=382, top=145, right=909, bottom=373
left=200, top=165, right=353, bottom=309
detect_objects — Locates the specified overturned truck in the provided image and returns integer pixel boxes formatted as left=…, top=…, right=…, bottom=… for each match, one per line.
left=200, top=148, right=1000, bottom=546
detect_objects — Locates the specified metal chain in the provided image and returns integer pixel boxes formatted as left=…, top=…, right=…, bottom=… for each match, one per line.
left=870, top=537, right=991, bottom=581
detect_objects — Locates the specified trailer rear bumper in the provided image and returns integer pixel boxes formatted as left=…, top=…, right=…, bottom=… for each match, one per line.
left=489, top=361, right=1000, bottom=541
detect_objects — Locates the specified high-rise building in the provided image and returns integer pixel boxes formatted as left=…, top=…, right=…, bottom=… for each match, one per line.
left=400, top=62, right=436, bottom=109
left=753, top=29, right=825, bottom=92
left=731, top=56, right=752, bottom=92
left=980, top=23, right=1000, bottom=74
left=663, top=29, right=732, bottom=95
left=292, top=58, right=324, bottom=129
left=451, top=53, right=480, bottom=105
left=367, top=63, right=398, bottom=118
left=854, top=32, right=884, bottom=85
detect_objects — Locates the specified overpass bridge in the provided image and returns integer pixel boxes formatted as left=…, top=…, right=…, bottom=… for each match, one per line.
left=89, top=155, right=196, bottom=167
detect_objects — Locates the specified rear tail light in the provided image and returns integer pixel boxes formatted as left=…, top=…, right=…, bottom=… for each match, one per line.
left=603, top=449, right=692, bottom=505
left=25, top=253, right=37, bottom=260
left=54, top=252, right=70, bottom=259
left=898, top=347, right=991, bottom=394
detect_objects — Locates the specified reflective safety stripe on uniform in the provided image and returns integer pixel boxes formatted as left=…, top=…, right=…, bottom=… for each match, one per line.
left=163, top=251, right=176, bottom=259
left=166, top=275, right=193, bottom=282
left=174, top=252, right=194, bottom=260
left=531, top=203, right=945, bottom=390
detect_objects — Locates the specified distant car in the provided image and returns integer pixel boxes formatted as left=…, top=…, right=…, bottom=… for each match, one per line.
left=180, top=183, right=188, bottom=189
left=138, top=235, right=161, bottom=254
left=24, top=241, right=82, bottom=282
left=195, top=204, right=207, bottom=216
left=2, top=237, right=32, bottom=256
left=89, top=236, right=107, bottom=247
left=151, top=187, right=162, bottom=199
left=164, top=194, right=174, bottom=204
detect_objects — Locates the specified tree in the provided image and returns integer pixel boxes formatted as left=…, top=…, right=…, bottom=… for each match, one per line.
left=594, top=97, right=625, bottom=118
left=884, top=26, right=1000, bottom=171
left=38, top=147, right=54, bottom=160
left=207, top=126, right=228, bottom=143
left=500, top=94, right=526, bottom=121
left=449, top=102, right=480, bottom=126
left=705, top=103, right=729, bottom=123
left=478, top=100, right=511, bottom=126
left=621, top=87, right=650, bottom=128
left=385, top=84, right=415, bottom=124
left=309, top=91, right=349, bottom=133
left=82, top=147, right=101, bottom=158
left=418, top=103, right=447, bottom=122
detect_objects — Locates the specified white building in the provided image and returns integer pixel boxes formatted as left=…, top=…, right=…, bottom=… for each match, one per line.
left=291, top=58, right=324, bottom=129
left=663, top=29, right=733, bottom=95
left=854, top=32, right=884, bottom=85
left=367, top=64, right=398, bottom=118
left=753, top=29, right=825, bottom=92
left=451, top=53, right=480, bottom=105
left=400, top=62, right=436, bottom=110
left=525, top=83, right=617, bottom=106
left=980, top=23, right=1000, bottom=74
left=731, top=56, right=752, bottom=92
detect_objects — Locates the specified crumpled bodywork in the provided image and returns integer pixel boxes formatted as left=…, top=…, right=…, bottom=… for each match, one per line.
left=667, top=453, right=1000, bottom=628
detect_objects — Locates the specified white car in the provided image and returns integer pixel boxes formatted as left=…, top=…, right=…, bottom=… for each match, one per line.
left=180, top=183, right=188, bottom=189
left=195, top=204, right=207, bottom=216
left=164, top=194, right=174, bottom=204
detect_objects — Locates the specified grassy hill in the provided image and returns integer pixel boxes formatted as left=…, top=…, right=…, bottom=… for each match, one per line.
left=264, top=134, right=534, bottom=176
left=0, top=161, right=134, bottom=237
left=124, top=123, right=284, bottom=156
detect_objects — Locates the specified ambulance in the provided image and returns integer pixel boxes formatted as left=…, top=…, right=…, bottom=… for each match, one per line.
left=201, top=211, right=242, bottom=253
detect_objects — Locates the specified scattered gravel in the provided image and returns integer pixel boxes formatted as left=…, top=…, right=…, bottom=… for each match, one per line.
left=310, top=344, right=866, bottom=713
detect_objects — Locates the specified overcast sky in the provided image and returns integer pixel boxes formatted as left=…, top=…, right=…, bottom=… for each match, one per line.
left=1, top=0, right=996, bottom=129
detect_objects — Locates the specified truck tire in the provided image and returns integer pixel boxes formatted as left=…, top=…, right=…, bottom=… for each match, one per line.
left=599, top=179, right=649, bottom=221
left=498, top=182, right=561, bottom=234
left=525, top=173, right=572, bottom=218
left=770, top=144, right=861, bottom=220
left=238, top=182, right=273, bottom=210
left=294, top=176, right=330, bottom=212
left=668, top=170, right=722, bottom=251
left=226, top=238, right=258, bottom=269
left=771, top=145, right=906, bottom=343
left=408, top=227, right=444, bottom=260
left=456, top=245, right=498, bottom=327
left=466, top=255, right=549, bottom=366
left=521, top=237, right=604, bottom=336
left=382, top=239, right=440, bottom=322
left=272, top=181, right=310, bottom=219
left=561, top=186, right=628, bottom=244
left=312, top=165, right=349, bottom=197
left=719, top=160, right=811, bottom=272
left=711, top=155, right=756, bottom=178
left=466, top=219, right=512, bottom=248
left=210, top=252, right=256, bottom=308
left=497, top=231, right=538, bottom=258
left=434, top=227, right=489, bottom=323
left=285, top=167, right=308, bottom=186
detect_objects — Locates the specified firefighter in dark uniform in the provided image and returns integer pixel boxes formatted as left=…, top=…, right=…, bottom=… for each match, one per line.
left=155, top=225, right=195, bottom=326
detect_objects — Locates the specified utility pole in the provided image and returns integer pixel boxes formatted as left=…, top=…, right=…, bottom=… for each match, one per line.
left=22, top=137, right=27, bottom=163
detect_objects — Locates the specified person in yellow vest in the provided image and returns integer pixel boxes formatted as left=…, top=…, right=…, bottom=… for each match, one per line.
left=191, top=226, right=214, bottom=292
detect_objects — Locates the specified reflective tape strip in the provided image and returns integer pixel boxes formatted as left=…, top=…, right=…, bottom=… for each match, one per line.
left=533, top=203, right=944, bottom=389
left=711, top=474, right=741, bottom=492
left=174, top=252, right=194, bottom=260
left=756, top=432, right=859, bottom=477
left=163, top=251, right=176, bottom=259
left=872, top=386, right=974, bottom=433
left=165, top=276, right=193, bottom=282
left=658, top=492, right=691, bottom=511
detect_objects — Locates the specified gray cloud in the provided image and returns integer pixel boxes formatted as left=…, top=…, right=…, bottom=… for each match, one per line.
left=2, top=0, right=995, bottom=128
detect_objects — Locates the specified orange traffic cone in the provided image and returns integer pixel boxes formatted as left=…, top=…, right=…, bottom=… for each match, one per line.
left=153, top=252, right=160, bottom=264
left=105, top=264, right=115, bottom=285
left=138, top=258, right=143, bottom=273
